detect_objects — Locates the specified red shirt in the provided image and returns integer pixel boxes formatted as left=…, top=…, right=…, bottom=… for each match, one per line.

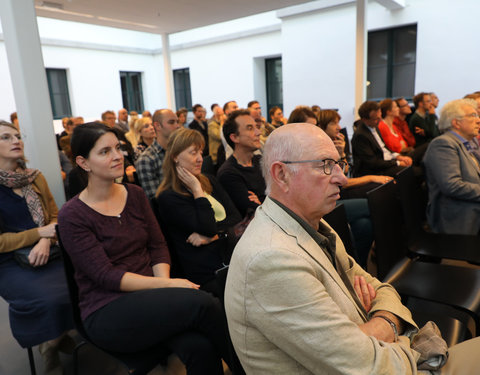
left=393, top=117, right=416, bottom=147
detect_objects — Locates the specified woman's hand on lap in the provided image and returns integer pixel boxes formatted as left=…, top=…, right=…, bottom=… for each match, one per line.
left=28, top=238, right=51, bottom=267
left=168, top=278, right=200, bottom=289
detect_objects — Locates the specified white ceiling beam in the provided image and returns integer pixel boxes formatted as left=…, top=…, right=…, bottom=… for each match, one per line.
left=374, top=0, right=405, bottom=11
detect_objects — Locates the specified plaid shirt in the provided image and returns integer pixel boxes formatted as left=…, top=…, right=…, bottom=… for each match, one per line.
left=135, top=139, right=165, bottom=199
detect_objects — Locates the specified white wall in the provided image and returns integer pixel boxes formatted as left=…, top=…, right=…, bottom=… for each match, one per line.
left=281, top=4, right=357, bottom=132
left=171, top=30, right=282, bottom=117
left=0, top=44, right=16, bottom=122
left=41, top=45, right=165, bottom=122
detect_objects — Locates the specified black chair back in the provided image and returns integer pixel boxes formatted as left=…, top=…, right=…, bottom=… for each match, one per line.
left=55, top=225, right=91, bottom=341
left=395, top=166, right=426, bottom=238
left=366, top=181, right=408, bottom=280
left=323, top=203, right=359, bottom=263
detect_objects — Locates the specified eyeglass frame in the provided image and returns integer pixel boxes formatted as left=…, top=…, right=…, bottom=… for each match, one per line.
left=280, top=158, right=348, bottom=175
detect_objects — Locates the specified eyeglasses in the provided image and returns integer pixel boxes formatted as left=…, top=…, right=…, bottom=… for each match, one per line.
left=281, top=158, right=348, bottom=175
left=457, top=113, right=479, bottom=119
left=0, top=133, right=23, bottom=142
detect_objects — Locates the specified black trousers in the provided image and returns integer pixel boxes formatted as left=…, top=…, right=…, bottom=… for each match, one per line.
left=84, top=288, right=228, bottom=375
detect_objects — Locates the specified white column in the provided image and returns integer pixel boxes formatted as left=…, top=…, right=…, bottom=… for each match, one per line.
left=0, top=0, right=65, bottom=206
left=354, top=0, right=367, bottom=118
left=161, top=33, right=176, bottom=110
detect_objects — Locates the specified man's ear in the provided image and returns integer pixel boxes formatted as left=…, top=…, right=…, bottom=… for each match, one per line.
left=230, top=132, right=239, bottom=145
left=270, top=162, right=290, bottom=193
left=451, top=118, right=460, bottom=131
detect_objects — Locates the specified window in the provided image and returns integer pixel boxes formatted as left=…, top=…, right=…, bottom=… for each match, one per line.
left=46, top=68, right=72, bottom=119
left=367, top=24, right=417, bottom=101
left=173, top=68, right=192, bottom=111
left=265, top=57, right=283, bottom=121
left=120, top=71, right=144, bottom=112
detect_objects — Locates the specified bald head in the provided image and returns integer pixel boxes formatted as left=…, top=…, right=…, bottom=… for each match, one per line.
left=262, top=123, right=332, bottom=190
left=263, top=123, right=347, bottom=226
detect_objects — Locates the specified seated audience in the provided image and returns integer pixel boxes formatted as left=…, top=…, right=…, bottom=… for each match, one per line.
left=0, top=121, right=74, bottom=375
left=101, top=110, right=117, bottom=128
left=378, top=99, right=412, bottom=154
left=131, top=117, right=155, bottom=161
left=423, top=98, right=480, bottom=235
left=59, top=117, right=84, bottom=160
left=115, top=108, right=129, bottom=133
left=208, top=105, right=226, bottom=165
left=409, top=92, right=439, bottom=147
left=220, top=101, right=240, bottom=160
left=156, top=128, right=242, bottom=295
left=10, top=111, right=19, bottom=130
left=189, top=104, right=209, bottom=156
left=393, top=97, right=416, bottom=148
left=311, top=104, right=321, bottom=119
left=217, top=110, right=266, bottom=217
left=124, top=111, right=139, bottom=146
left=58, top=122, right=234, bottom=374
left=225, top=122, right=480, bottom=375
left=176, top=108, right=188, bottom=127
left=269, top=106, right=286, bottom=127
left=287, top=106, right=317, bottom=124
left=142, top=110, right=152, bottom=118
left=135, top=109, right=180, bottom=199
left=351, top=101, right=412, bottom=177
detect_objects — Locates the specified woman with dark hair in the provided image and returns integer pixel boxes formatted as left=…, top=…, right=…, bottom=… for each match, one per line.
left=156, top=128, right=243, bottom=295
left=378, top=99, right=412, bottom=153
left=0, top=120, right=74, bottom=375
left=287, top=106, right=317, bottom=125
left=58, top=122, right=234, bottom=374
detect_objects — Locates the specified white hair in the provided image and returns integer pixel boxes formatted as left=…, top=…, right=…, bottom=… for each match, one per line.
left=438, top=99, right=478, bottom=132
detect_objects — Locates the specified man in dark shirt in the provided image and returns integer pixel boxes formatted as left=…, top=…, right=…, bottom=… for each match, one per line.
left=188, top=104, right=209, bottom=156
left=409, top=92, right=439, bottom=147
left=217, top=109, right=266, bottom=217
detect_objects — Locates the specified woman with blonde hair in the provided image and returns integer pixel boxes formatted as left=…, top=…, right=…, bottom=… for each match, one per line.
left=131, top=117, right=155, bottom=160
left=156, top=128, right=242, bottom=296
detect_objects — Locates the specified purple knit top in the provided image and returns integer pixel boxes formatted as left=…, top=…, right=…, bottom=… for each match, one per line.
left=58, top=184, right=171, bottom=320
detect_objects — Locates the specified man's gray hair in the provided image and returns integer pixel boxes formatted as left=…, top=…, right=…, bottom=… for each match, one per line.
left=262, top=125, right=309, bottom=195
left=438, top=99, right=478, bottom=132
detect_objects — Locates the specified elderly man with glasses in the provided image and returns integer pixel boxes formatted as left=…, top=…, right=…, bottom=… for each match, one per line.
left=423, top=98, right=480, bottom=235
left=225, top=122, right=480, bottom=375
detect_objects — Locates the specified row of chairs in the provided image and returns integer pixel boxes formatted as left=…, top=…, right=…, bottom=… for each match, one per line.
left=366, top=166, right=480, bottom=346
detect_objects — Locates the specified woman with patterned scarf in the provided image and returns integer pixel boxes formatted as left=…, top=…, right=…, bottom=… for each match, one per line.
left=0, top=121, right=74, bottom=375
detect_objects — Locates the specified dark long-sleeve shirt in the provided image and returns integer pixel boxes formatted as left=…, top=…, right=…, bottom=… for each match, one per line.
left=217, top=154, right=266, bottom=217
left=156, top=176, right=241, bottom=284
left=58, top=183, right=170, bottom=320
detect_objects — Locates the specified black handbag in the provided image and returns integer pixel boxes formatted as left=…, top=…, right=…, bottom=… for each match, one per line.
left=13, top=244, right=61, bottom=268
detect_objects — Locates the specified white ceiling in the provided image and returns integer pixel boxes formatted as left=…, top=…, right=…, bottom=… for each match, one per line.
left=34, top=0, right=314, bottom=34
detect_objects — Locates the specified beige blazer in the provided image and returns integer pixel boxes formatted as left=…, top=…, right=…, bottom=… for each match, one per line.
left=225, top=197, right=425, bottom=375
